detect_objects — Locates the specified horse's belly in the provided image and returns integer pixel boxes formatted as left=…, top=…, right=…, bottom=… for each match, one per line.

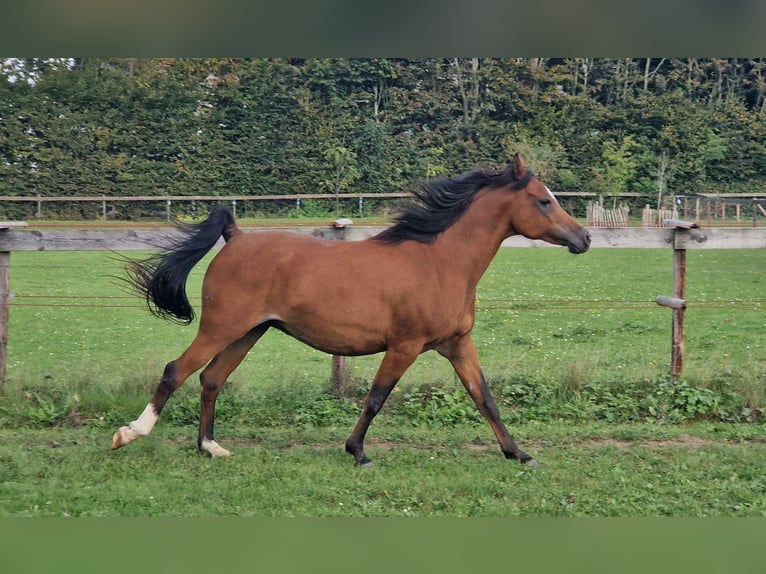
left=272, top=317, right=387, bottom=356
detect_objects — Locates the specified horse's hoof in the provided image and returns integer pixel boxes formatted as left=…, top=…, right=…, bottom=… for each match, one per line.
left=111, top=426, right=139, bottom=450
left=353, top=453, right=373, bottom=468
left=200, top=439, right=232, bottom=458
left=523, top=457, right=541, bottom=467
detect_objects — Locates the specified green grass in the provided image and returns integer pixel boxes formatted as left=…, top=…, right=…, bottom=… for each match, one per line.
left=3, top=247, right=765, bottom=427
left=6, top=247, right=765, bottom=393
left=1, top=246, right=765, bottom=517
left=1, top=422, right=766, bottom=517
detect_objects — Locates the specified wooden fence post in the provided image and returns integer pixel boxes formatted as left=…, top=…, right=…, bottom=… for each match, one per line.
left=331, top=355, right=347, bottom=398
left=327, top=218, right=354, bottom=397
left=0, top=250, right=9, bottom=383
left=655, top=219, right=698, bottom=381
left=0, top=222, right=28, bottom=383
left=671, top=233, right=687, bottom=380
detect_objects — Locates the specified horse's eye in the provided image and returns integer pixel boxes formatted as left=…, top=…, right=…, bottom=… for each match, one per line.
left=538, top=198, right=552, bottom=208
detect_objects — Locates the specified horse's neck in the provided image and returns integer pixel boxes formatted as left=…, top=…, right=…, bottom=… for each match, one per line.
left=434, top=189, right=511, bottom=287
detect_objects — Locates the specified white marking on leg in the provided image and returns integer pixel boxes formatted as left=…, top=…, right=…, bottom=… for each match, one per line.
left=129, top=403, right=159, bottom=436
left=200, top=438, right=231, bottom=457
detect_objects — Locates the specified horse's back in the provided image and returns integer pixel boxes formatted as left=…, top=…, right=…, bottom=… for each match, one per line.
left=213, top=229, right=423, bottom=278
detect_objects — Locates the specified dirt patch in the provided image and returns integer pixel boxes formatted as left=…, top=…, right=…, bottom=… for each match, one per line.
left=160, top=433, right=762, bottom=452
left=571, top=435, right=716, bottom=449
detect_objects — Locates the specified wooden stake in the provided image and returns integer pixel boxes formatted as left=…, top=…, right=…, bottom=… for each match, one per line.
left=0, top=251, right=9, bottom=383
left=331, top=355, right=347, bottom=397
left=671, top=229, right=688, bottom=381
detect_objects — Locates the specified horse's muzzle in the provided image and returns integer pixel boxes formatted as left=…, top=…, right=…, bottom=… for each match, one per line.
left=566, top=229, right=592, bottom=254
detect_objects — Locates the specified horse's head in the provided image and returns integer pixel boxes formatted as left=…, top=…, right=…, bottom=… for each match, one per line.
left=506, top=154, right=591, bottom=254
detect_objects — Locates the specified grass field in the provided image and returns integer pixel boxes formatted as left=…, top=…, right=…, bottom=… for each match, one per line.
left=2, top=422, right=766, bottom=517
left=1, top=246, right=765, bottom=516
left=6, top=247, right=765, bottom=391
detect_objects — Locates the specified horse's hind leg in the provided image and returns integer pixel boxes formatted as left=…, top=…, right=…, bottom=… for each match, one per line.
left=345, top=345, right=419, bottom=466
left=438, top=335, right=536, bottom=465
left=197, top=325, right=269, bottom=457
left=111, top=333, right=226, bottom=450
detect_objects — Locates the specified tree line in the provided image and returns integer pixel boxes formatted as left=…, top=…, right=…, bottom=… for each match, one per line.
left=1, top=58, right=765, bottom=219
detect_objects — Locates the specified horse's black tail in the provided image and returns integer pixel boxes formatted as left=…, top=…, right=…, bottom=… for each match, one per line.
left=126, top=206, right=239, bottom=324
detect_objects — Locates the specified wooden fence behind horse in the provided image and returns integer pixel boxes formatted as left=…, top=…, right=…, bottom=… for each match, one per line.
left=586, top=201, right=630, bottom=227
left=642, top=205, right=678, bottom=227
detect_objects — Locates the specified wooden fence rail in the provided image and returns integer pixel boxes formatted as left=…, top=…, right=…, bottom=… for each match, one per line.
left=4, top=224, right=766, bottom=253
left=4, top=193, right=765, bottom=227
left=0, top=191, right=622, bottom=221
left=0, top=193, right=410, bottom=221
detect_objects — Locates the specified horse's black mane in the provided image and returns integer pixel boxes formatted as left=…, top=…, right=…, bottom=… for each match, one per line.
left=373, top=164, right=533, bottom=245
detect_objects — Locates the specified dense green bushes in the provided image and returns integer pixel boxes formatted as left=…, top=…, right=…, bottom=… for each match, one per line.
left=2, top=58, right=765, bottom=220
left=2, top=373, right=761, bottom=430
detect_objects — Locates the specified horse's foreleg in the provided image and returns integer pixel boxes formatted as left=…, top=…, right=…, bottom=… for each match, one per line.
left=438, top=336, right=536, bottom=465
left=197, top=325, right=268, bottom=457
left=345, top=346, right=419, bottom=466
left=112, top=335, right=224, bottom=451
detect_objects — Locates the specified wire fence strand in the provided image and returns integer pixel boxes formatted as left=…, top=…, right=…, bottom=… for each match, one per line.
left=7, top=294, right=765, bottom=311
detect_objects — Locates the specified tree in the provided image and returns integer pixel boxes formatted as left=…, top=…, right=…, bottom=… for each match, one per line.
left=599, top=135, right=640, bottom=206
left=321, top=145, right=360, bottom=212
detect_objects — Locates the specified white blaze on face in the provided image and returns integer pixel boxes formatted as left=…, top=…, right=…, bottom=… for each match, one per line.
left=544, top=185, right=560, bottom=205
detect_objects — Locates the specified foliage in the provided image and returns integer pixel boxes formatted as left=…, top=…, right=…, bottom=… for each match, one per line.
left=599, top=134, right=640, bottom=203
left=1, top=366, right=761, bottom=431
left=2, top=58, right=766, bottom=220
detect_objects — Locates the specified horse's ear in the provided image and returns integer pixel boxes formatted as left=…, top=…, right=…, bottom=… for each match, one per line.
left=512, top=153, right=527, bottom=179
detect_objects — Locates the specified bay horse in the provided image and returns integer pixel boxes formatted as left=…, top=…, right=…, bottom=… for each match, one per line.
left=112, top=154, right=591, bottom=466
